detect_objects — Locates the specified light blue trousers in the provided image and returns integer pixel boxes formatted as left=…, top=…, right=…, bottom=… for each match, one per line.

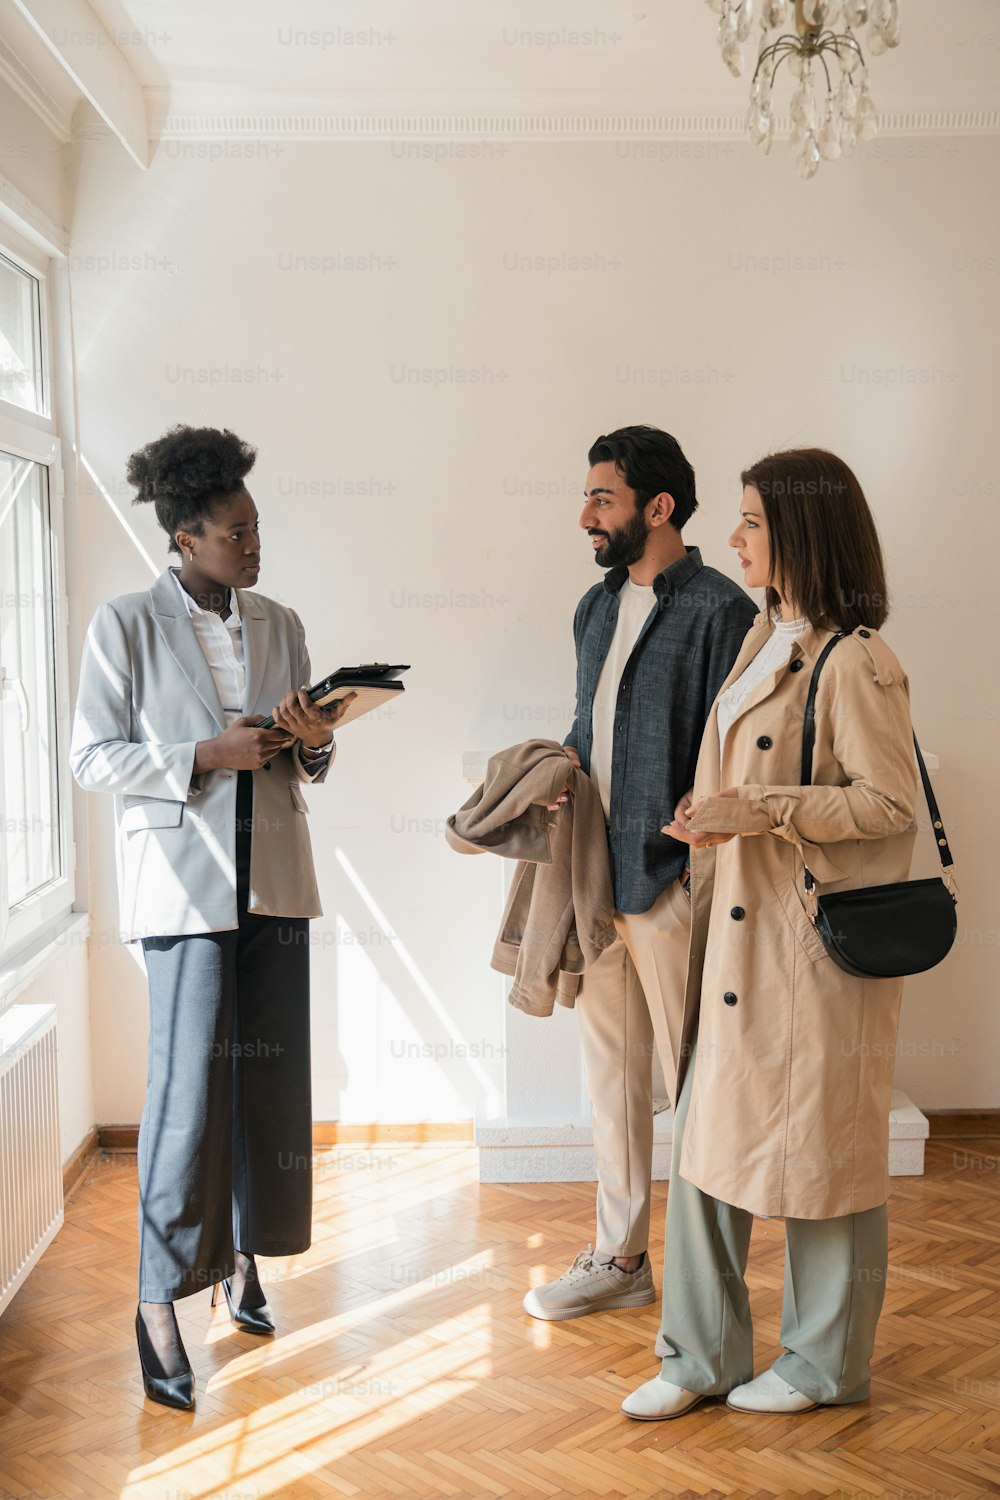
left=658, top=1043, right=889, bottom=1404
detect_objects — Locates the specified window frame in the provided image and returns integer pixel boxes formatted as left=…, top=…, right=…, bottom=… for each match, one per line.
left=0, top=234, right=74, bottom=964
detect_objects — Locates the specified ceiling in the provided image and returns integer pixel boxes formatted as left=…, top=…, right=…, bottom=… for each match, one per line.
left=2, top=0, right=999, bottom=150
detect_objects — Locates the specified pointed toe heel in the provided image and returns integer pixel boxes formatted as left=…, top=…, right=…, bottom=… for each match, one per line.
left=135, top=1308, right=195, bottom=1411
left=211, top=1277, right=275, bottom=1335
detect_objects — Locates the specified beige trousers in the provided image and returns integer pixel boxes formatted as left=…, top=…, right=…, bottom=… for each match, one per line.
left=575, top=874, right=692, bottom=1260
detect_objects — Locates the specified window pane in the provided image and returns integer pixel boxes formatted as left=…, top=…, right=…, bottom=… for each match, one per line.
left=0, top=452, right=60, bottom=906
left=0, top=256, right=43, bottom=415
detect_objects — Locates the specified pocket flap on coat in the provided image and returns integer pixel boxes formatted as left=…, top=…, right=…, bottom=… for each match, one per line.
left=773, top=877, right=830, bottom=966
left=120, top=798, right=184, bottom=831
left=289, top=783, right=309, bottom=813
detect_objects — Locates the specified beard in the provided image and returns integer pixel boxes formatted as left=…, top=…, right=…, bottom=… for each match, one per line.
left=590, top=509, right=650, bottom=570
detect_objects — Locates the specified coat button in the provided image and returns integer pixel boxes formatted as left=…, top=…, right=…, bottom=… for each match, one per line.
left=730, top=906, right=745, bottom=921
left=724, top=991, right=738, bottom=1006
left=263, top=762, right=272, bottom=771
left=789, top=659, right=803, bottom=673
left=756, top=735, right=772, bottom=750
left=858, top=628, right=871, bottom=637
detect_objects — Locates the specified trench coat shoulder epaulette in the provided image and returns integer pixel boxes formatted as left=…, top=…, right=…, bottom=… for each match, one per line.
left=825, top=625, right=907, bottom=688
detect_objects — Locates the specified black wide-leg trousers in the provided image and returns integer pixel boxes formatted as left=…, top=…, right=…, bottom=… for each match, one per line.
left=138, top=771, right=313, bottom=1302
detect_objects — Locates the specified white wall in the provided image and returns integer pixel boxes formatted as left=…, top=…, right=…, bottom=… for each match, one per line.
left=64, top=126, right=999, bottom=1122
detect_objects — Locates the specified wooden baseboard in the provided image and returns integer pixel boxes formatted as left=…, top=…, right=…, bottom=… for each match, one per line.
left=96, top=1120, right=474, bottom=1153
left=312, top=1121, right=473, bottom=1146
left=97, top=1125, right=141, bottom=1153
left=926, top=1110, right=1000, bottom=1139
left=62, top=1128, right=98, bottom=1196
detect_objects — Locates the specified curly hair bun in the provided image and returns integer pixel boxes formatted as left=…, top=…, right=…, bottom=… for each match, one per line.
left=127, top=424, right=256, bottom=504
left=127, top=424, right=257, bottom=553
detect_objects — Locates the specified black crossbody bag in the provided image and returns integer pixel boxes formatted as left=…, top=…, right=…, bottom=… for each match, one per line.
left=800, top=632, right=958, bottom=979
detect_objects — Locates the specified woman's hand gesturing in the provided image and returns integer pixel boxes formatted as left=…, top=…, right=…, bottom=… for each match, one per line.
left=662, top=786, right=738, bottom=849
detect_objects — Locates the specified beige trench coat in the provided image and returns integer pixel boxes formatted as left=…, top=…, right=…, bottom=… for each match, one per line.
left=678, top=613, right=919, bottom=1219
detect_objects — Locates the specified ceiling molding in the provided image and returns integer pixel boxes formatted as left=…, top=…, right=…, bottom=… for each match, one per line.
left=8, top=0, right=148, bottom=167
left=0, top=170, right=69, bottom=254
left=146, top=106, right=1000, bottom=143
left=0, top=34, right=73, bottom=140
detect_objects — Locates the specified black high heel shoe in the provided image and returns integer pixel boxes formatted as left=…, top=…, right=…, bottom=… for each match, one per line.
left=211, top=1272, right=275, bottom=1336
left=135, top=1305, right=195, bottom=1411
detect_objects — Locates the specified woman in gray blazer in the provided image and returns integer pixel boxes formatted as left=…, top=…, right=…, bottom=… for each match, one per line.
left=71, top=425, right=354, bottom=1411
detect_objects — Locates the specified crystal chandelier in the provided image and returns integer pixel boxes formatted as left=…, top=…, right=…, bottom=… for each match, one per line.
left=706, top=0, right=902, bottom=177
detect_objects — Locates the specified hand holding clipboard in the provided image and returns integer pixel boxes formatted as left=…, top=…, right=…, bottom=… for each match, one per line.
left=258, top=664, right=410, bottom=734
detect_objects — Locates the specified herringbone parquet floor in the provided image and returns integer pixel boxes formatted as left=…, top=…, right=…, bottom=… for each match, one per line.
left=1, top=1140, right=999, bottom=1500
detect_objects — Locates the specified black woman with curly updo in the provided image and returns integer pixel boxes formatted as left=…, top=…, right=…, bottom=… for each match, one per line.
left=70, top=426, right=355, bottom=1410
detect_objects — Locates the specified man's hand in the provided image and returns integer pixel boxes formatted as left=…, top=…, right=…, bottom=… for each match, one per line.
left=271, top=687, right=359, bottom=749
left=547, top=745, right=581, bottom=811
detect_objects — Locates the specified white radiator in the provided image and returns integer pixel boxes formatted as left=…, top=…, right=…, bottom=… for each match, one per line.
left=0, top=1003, right=64, bottom=1315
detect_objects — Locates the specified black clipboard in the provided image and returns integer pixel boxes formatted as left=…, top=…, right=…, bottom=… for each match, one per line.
left=258, top=663, right=409, bottom=730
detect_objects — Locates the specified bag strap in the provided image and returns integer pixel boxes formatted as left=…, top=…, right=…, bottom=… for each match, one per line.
left=799, top=629, right=956, bottom=896
left=799, top=631, right=850, bottom=787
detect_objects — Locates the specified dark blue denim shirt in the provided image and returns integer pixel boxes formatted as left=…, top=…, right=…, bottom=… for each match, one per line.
left=565, top=546, right=757, bottom=915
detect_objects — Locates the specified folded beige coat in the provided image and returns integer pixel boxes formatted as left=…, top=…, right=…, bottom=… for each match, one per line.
left=446, top=738, right=617, bottom=1017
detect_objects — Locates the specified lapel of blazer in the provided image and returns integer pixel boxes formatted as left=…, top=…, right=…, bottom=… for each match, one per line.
left=238, top=588, right=271, bottom=715
left=149, top=570, right=227, bottom=731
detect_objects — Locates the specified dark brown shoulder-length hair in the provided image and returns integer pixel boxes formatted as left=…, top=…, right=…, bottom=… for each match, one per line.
left=739, top=448, right=889, bottom=630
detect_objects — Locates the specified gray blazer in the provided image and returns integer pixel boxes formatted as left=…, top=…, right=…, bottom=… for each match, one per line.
left=71, top=569, right=332, bottom=941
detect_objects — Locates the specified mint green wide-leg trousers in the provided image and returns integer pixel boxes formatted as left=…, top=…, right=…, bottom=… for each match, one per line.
left=657, top=1043, right=889, bottom=1404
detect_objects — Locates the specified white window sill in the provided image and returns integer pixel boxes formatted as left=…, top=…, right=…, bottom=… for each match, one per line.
left=0, top=910, right=90, bottom=1012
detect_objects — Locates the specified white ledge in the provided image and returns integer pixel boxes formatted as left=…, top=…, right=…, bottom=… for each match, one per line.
left=477, top=1088, right=928, bottom=1182
left=0, top=910, right=90, bottom=1011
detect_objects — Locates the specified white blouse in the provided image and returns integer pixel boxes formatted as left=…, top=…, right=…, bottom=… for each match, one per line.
left=172, top=569, right=245, bottom=725
left=171, top=570, right=332, bottom=764
left=716, top=614, right=809, bottom=762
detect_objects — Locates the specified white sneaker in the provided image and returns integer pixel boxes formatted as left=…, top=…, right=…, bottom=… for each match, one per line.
left=622, top=1374, right=708, bottom=1421
left=522, top=1247, right=655, bottom=1321
left=726, top=1366, right=819, bottom=1413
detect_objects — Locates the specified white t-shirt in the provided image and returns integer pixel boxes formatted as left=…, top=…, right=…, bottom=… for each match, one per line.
left=716, top=614, right=808, bottom=761
left=588, top=578, right=656, bottom=821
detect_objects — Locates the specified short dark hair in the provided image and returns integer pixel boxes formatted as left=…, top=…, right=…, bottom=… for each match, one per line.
left=587, top=425, right=697, bottom=531
left=127, top=424, right=257, bottom=554
left=740, top=448, right=889, bottom=630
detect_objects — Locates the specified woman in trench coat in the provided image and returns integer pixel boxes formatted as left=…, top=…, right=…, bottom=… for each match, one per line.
left=623, top=448, right=919, bottom=1421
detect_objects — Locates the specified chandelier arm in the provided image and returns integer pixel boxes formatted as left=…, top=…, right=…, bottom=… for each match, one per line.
left=768, top=46, right=794, bottom=86
left=752, top=35, right=798, bottom=82
left=762, top=30, right=802, bottom=54
left=828, top=32, right=866, bottom=69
